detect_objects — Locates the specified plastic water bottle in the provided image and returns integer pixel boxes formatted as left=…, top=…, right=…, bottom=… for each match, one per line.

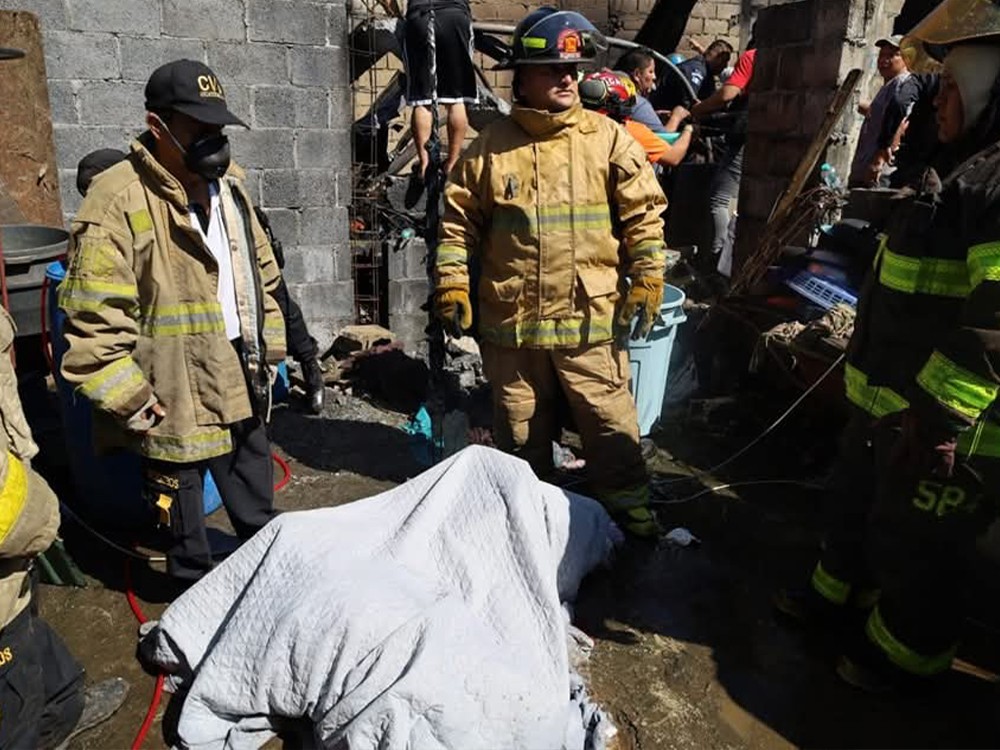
left=820, top=163, right=843, bottom=191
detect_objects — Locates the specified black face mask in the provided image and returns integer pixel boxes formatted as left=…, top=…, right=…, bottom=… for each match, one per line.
left=158, top=117, right=231, bottom=181
left=184, top=132, right=231, bottom=180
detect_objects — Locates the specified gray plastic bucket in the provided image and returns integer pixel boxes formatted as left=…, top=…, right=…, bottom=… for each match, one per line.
left=1, top=225, right=69, bottom=336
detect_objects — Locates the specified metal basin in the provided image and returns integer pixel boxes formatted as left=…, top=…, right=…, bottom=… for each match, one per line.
left=0, top=224, right=69, bottom=336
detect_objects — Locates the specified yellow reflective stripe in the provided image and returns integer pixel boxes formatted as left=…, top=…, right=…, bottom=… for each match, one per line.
left=480, top=317, right=614, bottom=348
left=878, top=248, right=969, bottom=298
left=58, top=278, right=138, bottom=313
left=916, top=351, right=999, bottom=419
left=140, top=302, right=226, bottom=337
left=493, top=204, right=613, bottom=234
left=631, top=240, right=666, bottom=261
left=538, top=204, right=612, bottom=231
left=145, top=429, right=233, bottom=463
left=967, top=242, right=1000, bottom=289
left=78, top=356, right=146, bottom=409
left=127, top=209, right=153, bottom=235
left=436, top=244, right=468, bottom=267
left=810, top=561, right=851, bottom=605
left=866, top=606, right=956, bottom=676
left=0, top=455, right=28, bottom=548
left=843, top=363, right=909, bottom=418
left=957, top=420, right=1000, bottom=457
left=847, top=365, right=1000, bottom=456
left=521, top=36, right=547, bottom=49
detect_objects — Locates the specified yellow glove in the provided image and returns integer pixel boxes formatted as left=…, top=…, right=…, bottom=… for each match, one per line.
left=434, top=287, right=473, bottom=338
left=617, top=275, right=664, bottom=340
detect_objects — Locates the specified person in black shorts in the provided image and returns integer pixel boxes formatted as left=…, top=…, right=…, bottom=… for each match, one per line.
left=403, top=0, right=477, bottom=176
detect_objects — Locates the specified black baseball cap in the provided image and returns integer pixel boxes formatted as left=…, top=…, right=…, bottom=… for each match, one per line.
left=144, top=59, right=248, bottom=128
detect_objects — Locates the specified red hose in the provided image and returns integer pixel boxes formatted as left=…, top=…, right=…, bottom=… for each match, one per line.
left=126, top=455, right=292, bottom=749
left=273, top=452, right=291, bottom=492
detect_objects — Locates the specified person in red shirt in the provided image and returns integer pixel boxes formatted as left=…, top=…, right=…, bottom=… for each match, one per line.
left=692, top=32, right=757, bottom=267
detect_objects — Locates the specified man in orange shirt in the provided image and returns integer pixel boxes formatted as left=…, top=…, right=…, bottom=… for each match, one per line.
left=580, top=71, right=693, bottom=168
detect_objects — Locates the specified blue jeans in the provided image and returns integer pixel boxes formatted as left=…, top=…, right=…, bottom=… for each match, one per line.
left=709, top=143, right=744, bottom=257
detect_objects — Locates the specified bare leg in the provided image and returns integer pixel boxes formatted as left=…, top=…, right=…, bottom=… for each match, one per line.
left=445, top=102, right=468, bottom=174
left=411, top=105, right=433, bottom=177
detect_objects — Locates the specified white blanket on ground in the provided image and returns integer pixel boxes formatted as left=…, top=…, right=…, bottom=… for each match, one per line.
left=147, top=445, right=617, bottom=750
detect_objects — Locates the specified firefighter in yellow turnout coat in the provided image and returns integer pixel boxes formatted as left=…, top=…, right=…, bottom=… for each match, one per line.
left=60, top=60, right=286, bottom=581
left=435, top=8, right=667, bottom=535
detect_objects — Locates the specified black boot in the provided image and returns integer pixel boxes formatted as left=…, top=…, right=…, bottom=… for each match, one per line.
left=53, top=677, right=129, bottom=750
left=301, top=358, right=325, bottom=415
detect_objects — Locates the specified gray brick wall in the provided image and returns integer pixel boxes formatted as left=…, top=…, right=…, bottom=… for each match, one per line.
left=734, top=0, right=902, bottom=273
left=1, top=0, right=354, bottom=353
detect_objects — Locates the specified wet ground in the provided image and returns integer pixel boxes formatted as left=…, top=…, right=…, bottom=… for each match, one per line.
left=36, top=382, right=1000, bottom=750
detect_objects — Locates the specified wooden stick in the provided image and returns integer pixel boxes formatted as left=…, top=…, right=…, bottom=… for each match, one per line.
left=768, top=68, right=862, bottom=226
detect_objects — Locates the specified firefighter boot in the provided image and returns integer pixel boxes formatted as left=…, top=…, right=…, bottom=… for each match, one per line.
left=53, top=677, right=129, bottom=750
left=301, top=358, right=326, bottom=415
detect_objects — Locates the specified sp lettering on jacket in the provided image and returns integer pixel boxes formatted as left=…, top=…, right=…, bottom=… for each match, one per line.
left=0, top=646, right=13, bottom=666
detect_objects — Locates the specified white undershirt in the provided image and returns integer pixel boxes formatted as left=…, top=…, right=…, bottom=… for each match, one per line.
left=189, top=182, right=240, bottom=340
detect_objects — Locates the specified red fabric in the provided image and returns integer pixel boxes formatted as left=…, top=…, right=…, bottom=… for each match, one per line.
left=727, top=48, right=757, bottom=92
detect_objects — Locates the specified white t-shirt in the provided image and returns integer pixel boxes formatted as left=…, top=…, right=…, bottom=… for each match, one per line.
left=189, top=182, right=241, bottom=340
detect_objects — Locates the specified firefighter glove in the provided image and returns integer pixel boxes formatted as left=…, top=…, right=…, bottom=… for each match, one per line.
left=618, top=275, right=664, bottom=340
left=434, top=288, right=473, bottom=338
left=885, top=409, right=959, bottom=479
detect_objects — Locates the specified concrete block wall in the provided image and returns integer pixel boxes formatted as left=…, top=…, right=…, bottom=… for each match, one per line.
left=733, top=0, right=901, bottom=272
left=0, top=0, right=354, bottom=353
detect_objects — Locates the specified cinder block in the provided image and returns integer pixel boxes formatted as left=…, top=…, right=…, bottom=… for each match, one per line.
left=229, top=129, right=295, bottom=170
left=52, top=124, right=134, bottom=173
left=0, top=0, right=67, bottom=29
left=767, top=137, right=810, bottom=177
left=59, top=167, right=80, bottom=216
left=294, top=129, right=351, bottom=170
left=221, top=83, right=251, bottom=124
left=66, top=0, right=159, bottom=35
left=262, top=169, right=338, bottom=208
left=253, top=86, right=328, bottom=128
left=243, top=168, right=263, bottom=206
left=756, top=0, right=814, bottom=47
left=333, top=243, right=352, bottom=281
left=47, top=80, right=79, bottom=125
left=327, top=1, right=348, bottom=47
left=736, top=175, right=785, bottom=222
left=389, top=277, right=430, bottom=315
left=77, top=80, right=146, bottom=126
left=752, top=48, right=780, bottom=91
left=289, top=46, right=348, bottom=88
left=290, top=280, right=355, bottom=320
left=281, top=245, right=335, bottom=284
left=776, top=46, right=809, bottom=90
left=163, top=0, right=246, bottom=41
left=43, top=30, right=119, bottom=79
left=208, top=42, right=289, bottom=86
left=249, top=0, right=327, bottom=45
left=329, top=86, right=351, bottom=129
left=703, top=17, right=731, bottom=36
left=389, top=312, right=429, bottom=354
left=120, top=36, right=207, bottom=81
left=300, top=206, right=349, bottom=247
left=261, top=206, right=299, bottom=247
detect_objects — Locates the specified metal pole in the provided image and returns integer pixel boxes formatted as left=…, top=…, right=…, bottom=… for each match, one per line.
left=424, top=6, right=446, bottom=464
left=471, top=22, right=699, bottom=104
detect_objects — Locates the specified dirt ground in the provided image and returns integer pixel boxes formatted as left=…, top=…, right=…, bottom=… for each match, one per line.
left=36, top=384, right=1000, bottom=750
